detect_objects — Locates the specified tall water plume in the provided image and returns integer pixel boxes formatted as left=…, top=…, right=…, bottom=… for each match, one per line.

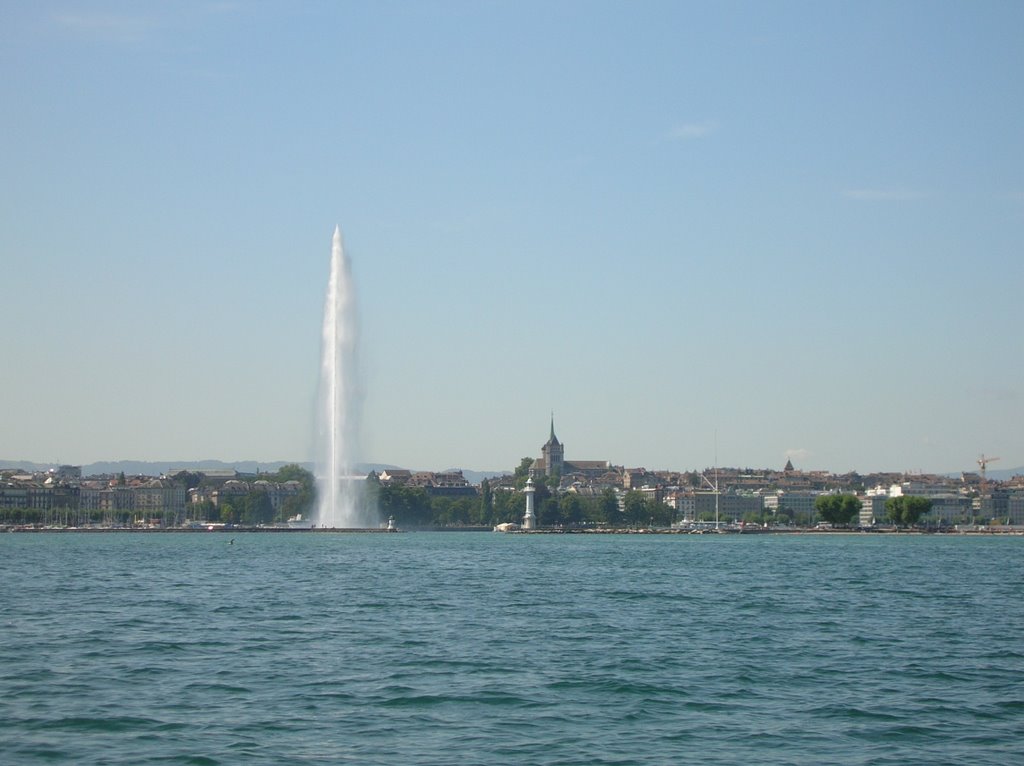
left=315, top=226, right=372, bottom=528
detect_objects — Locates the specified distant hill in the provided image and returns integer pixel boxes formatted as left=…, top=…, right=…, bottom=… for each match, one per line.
left=0, top=460, right=51, bottom=473
left=6, top=459, right=1016, bottom=484
left=985, top=466, right=1024, bottom=481
left=86, top=460, right=303, bottom=477
left=1, top=458, right=512, bottom=486
left=0, top=459, right=399, bottom=477
left=444, top=468, right=509, bottom=485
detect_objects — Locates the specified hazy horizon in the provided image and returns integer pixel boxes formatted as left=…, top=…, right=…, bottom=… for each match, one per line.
left=3, top=455, right=1021, bottom=482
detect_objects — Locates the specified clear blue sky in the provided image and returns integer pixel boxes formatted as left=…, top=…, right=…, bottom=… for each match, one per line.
left=2, top=1, right=1021, bottom=475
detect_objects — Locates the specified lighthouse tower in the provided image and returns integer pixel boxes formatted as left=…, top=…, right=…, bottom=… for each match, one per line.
left=523, top=478, right=536, bottom=530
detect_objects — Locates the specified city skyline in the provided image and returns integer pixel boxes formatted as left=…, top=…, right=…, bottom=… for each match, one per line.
left=2, top=2, right=1021, bottom=475
left=2, top=433, right=1020, bottom=484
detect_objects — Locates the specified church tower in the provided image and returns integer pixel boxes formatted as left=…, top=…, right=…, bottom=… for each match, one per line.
left=541, top=414, right=564, bottom=477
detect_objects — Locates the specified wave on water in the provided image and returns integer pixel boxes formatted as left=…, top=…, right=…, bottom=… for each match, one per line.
left=1, top=533, right=1022, bottom=765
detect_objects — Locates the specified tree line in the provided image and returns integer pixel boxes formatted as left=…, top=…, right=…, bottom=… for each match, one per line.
left=0, top=465, right=318, bottom=527
left=367, top=459, right=676, bottom=529
left=369, top=480, right=677, bottom=529
left=814, top=493, right=934, bottom=527
left=177, top=464, right=316, bottom=525
left=0, top=464, right=945, bottom=530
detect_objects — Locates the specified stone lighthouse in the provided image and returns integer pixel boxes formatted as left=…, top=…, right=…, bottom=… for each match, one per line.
left=523, top=477, right=536, bottom=530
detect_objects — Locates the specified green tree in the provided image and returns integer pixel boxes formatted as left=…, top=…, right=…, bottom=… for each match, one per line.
left=171, top=471, right=204, bottom=491
left=885, top=496, right=904, bottom=526
left=525, top=480, right=550, bottom=526
left=378, top=484, right=432, bottom=528
left=623, top=491, right=647, bottom=527
left=885, top=496, right=932, bottom=527
left=479, top=478, right=493, bottom=523
left=432, top=496, right=475, bottom=526
left=242, top=491, right=275, bottom=525
left=491, top=487, right=523, bottom=525
left=815, top=494, right=862, bottom=526
left=272, top=464, right=316, bottom=521
left=537, top=489, right=560, bottom=527
left=560, top=493, right=584, bottom=527
left=513, top=457, right=534, bottom=485
left=647, top=499, right=674, bottom=527
left=363, top=472, right=382, bottom=520
left=219, top=502, right=238, bottom=524
left=598, top=488, right=622, bottom=527
left=192, top=499, right=216, bottom=522
left=742, top=509, right=766, bottom=525
left=274, top=464, right=314, bottom=485
left=841, top=495, right=864, bottom=525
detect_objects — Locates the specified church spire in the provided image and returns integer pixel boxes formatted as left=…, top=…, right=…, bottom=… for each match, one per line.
left=542, top=412, right=564, bottom=477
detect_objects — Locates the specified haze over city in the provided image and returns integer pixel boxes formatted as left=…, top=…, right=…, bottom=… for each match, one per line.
left=2, top=1, right=1021, bottom=476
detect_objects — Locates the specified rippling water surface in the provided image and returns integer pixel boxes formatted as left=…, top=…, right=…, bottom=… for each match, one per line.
left=1, top=533, right=1022, bottom=765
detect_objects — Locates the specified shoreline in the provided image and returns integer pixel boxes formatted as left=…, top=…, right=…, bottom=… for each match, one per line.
left=4, top=525, right=1022, bottom=536
left=1, top=526, right=400, bottom=534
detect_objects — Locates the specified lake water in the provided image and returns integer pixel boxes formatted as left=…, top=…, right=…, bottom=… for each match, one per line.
left=1, top=532, right=1021, bottom=765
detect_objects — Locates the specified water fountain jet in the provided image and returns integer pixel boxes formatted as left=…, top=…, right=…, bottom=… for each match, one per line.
left=315, top=226, right=373, bottom=528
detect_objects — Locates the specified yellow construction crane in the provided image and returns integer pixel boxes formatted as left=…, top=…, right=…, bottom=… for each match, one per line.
left=977, top=454, right=1000, bottom=484
left=975, top=455, right=1001, bottom=524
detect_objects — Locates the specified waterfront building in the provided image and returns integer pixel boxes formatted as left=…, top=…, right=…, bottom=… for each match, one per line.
left=407, top=471, right=475, bottom=496
left=928, top=495, right=973, bottom=525
left=169, top=468, right=238, bottom=482
left=1007, top=492, right=1024, bottom=525
left=624, top=469, right=657, bottom=490
left=766, top=490, right=819, bottom=524
left=638, top=485, right=665, bottom=506
left=208, top=478, right=306, bottom=510
left=378, top=469, right=412, bottom=484
left=134, top=480, right=187, bottom=521
left=683, top=491, right=762, bottom=521
left=859, top=493, right=888, bottom=526
left=211, top=479, right=250, bottom=507
left=977, top=490, right=1011, bottom=524
left=668, top=490, right=696, bottom=523
left=0, top=483, right=79, bottom=512
left=252, top=479, right=303, bottom=514
left=0, top=485, right=33, bottom=510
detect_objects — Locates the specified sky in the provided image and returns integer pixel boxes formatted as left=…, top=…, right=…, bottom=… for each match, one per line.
left=2, top=1, right=1021, bottom=476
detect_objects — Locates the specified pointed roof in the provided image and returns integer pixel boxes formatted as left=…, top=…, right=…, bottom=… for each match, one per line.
left=545, top=413, right=560, bottom=447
